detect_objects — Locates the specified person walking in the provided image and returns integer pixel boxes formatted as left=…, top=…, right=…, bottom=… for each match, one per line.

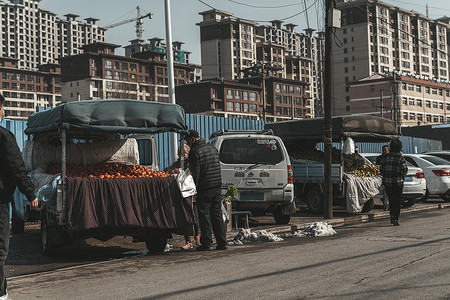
left=0, top=94, right=38, bottom=300
left=380, top=139, right=407, bottom=226
left=185, top=130, right=227, bottom=251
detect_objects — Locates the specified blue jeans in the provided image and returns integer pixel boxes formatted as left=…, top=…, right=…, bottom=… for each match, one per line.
left=0, top=203, right=9, bottom=296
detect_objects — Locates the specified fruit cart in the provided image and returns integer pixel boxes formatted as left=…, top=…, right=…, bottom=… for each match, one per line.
left=265, top=116, right=398, bottom=214
left=17, top=99, right=194, bottom=255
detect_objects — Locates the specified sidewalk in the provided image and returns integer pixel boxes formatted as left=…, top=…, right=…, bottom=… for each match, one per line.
left=227, top=202, right=449, bottom=238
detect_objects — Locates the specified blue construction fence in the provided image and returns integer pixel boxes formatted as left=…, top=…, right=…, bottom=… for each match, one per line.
left=0, top=116, right=442, bottom=169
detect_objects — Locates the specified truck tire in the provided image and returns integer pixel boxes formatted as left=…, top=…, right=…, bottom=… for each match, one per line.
left=11, top=202, right=25, bottom=234
left=145, top=230, right=168, bottom=254
left=273, top=207, right=290, bottom=224
left=361, top=198, right=374, bottom=213
left=40, top=212, right=56, bottom=256
left=306, top=186, right=323, bottom=214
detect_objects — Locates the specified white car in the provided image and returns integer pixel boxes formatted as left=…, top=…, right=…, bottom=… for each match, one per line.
left=402, top=154, right=450, bottom=202
left=424, top=151, right=450, bottom=163
left=361, top=153, right=427, bottom=207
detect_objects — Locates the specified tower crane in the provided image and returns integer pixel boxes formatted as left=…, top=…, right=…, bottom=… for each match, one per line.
left=104, top=6, right=153, bottom=40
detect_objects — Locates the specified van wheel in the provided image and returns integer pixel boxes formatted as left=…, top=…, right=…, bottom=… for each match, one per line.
left=40, top=212, right=56, bottom=256
left=273, top=208, right=290, bottom=224
left=146, top=230, right=168, bottom=254
left=306, top=186, right=323, bottom=214
left=11, top=202, right=25, bottom=234
left=361, top=198, right=374, bottom=213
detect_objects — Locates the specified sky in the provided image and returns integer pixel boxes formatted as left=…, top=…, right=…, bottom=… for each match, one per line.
left=40, top=0, right=450, bottom=65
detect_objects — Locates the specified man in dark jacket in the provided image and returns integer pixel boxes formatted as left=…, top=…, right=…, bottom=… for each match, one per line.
left=380, top=139, right=407, bottom=226
left=186, top=130, right=227, bottom=250
left=0, top=95, right=38, bottom=299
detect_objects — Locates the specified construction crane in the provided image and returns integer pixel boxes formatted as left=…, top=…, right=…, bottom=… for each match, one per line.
left=104, top=6, right=153, bottom=40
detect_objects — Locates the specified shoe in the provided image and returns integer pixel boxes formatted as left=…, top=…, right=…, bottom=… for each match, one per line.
left=390, top=216, right=394, bottom=224
left=195, top=245, right=213, bottom=251
left=181, top=241, right=194, bottom=250
left=0, top=292, right=12, bottom=300
left=194, top=235, right=200, bottom=246
left=216, top=245, right=228, bottom=250
left=393, top=220, right=400, bottom=226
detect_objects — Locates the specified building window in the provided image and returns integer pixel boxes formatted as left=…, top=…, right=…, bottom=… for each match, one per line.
left=403, top=112, right=408, bottom=120
left=276, top=107, right=282, bottom=115
left=409, top=113, right=415, bottom=120
left=250, top=104, right=257, bottom=112
left=426, top=115, right=431, bottom=122
left=227, top=102, right=234, bottom=111
left=402, top=97, right=407, bottom=105
left=433, top=102, right=438, bottom=109
left=418, top=114, right=423, bottom=122
left=227, top=90, right=233, bottom=99
left=243, top=103, right=249, bottom=112
left=409, top=99, right=415, bottom=106
left=235, top=103, right=241, bottom=112
left=275, top=95, right=282, bottom=104
left=250, top=92, right=257, bottom=101
left=439, top=103, right=443, bottom=110
left=426, top=101, right=431, bottom=108
left=416, top=85, right=421, bottom=92
left=105, top=71, right=113, bottom=79
left=235, top=90, right=241, bottom=99
left=417, top=99, right=422, bottom=107
left=104, top=60, right=112, bottom=68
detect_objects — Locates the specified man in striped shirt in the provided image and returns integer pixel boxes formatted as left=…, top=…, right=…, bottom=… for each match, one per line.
left=380, top=139, right=407, bottom=226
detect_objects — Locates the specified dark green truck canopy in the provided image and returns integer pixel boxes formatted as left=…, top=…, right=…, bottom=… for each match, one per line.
left=25, top=99, right=187, bottom=135
left=265, top=115, right=398, bottom=142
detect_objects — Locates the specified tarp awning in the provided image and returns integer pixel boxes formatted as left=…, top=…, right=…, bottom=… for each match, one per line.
left=25, top=99, right=187, bottom=135
left=265, top=116, right=398, bottom=142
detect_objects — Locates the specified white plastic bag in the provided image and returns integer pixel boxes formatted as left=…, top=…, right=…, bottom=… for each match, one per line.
left=343, top=137, right=355, bottom=155
left=174, top=168, right=197, bottom=198
left=221, top=202, right=230, bottom=224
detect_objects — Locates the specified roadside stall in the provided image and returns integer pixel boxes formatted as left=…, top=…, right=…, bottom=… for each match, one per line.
left=15, top=99, right=194, bottom=255
left=265, top=116, right=398, bottom=214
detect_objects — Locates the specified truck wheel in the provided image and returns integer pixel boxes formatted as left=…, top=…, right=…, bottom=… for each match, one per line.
left=11, top=202, right=25, bottom=234
left=361, top=198, right=374, bottom=213
left=439, top=194, right=450, bottom=202
left=40, top=212, right=56, bottom=256
left=145, top=231, right=168, bottom=254
left=306, top=186, right=323, bottom=214
left=273, top=208, right=290, bottom=224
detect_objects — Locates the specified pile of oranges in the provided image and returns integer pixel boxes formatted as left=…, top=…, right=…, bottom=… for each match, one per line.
left=47, top=163, right=171, bottom=179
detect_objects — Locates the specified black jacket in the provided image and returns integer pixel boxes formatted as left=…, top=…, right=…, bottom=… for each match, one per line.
left=0, top=126, right=36, bottom=203
left=188, top=139, right=222, bottom=194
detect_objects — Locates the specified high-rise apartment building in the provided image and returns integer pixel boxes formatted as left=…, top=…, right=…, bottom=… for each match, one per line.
left=334, top=0, right=450, bottom=115
left=0, top=0, right=105, bottom=70
left=197, top=10, right=324, bottom=117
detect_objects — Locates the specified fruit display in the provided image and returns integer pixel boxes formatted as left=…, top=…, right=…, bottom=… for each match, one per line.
left=287, top=143, right=341, bottom=164
left=345, top=162, right=381, bottom=177
left=46, top=163, right=170, bottom=178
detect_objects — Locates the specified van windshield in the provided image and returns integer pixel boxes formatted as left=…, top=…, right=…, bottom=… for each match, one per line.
left=219, top=138, right=283, bottom=164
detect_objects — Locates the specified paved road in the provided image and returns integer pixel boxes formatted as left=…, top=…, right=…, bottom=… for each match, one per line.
left=6, top=207, right=450, bottom=299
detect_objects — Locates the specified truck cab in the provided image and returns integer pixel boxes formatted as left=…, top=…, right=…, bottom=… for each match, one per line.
left=209, top=129, right=295, bottom=224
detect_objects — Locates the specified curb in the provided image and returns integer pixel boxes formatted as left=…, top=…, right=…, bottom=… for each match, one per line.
left=228, top=203, right=449, bottom=238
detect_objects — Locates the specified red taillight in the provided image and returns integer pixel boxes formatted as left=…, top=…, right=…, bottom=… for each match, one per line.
left=287, top=165, right=293, bottom=184
left=432, top=170, right=450, bottom=176
left=415, top=171, right=425, bottom=178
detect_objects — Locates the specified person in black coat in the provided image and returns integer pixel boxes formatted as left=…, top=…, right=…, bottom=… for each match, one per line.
left=186, top=130, right=227, bottom=250
left=0, top=95, right=38, bottom=299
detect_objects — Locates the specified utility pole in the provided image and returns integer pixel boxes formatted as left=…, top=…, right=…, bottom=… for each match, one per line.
left=323, top=0, right=338, bottom=219
left=164, top=0, right=178, bottom=163
left=380, top=89, right=384, bottom=118
left=391, top=73, right=400, bottom=133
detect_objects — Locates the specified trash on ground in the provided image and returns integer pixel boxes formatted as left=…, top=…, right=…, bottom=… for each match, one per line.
left=283, top=222, right=337, bottom=238
left=230, top=228, right=284, bottom=245
left=164, top=244, right=173, bottom=252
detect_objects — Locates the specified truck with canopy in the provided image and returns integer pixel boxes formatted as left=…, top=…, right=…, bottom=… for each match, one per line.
left=265, top=115, right=398, bottom=214
left=14, top=99, right=195, bottom=255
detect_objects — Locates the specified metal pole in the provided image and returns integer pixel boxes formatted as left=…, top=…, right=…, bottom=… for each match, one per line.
left=323, top=0, right=333, bottom=219
left=164, top=0, right=178, bottom=164
left=380, top=89, right=383, bottom=118
left=262, top=75, right=266, bottom=121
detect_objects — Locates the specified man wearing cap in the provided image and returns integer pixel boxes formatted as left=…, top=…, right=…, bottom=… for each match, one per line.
left=185, top=130, right=227, bottom=250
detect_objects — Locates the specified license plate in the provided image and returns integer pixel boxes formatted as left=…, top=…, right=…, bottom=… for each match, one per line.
left=240, top=193, right=264, bottom=200
left=404, top=176, right=413, bottom=182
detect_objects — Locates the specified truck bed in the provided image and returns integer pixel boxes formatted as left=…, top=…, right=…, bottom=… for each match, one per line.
left=292, top=163, right=342, bottom=183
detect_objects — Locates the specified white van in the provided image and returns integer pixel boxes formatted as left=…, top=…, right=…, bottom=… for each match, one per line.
left=209, top=130, right=295, bottom=224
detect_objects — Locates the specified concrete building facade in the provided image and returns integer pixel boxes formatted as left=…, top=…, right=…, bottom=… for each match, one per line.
left=334, top=0, right=450, bottom=115
left=0, top=57, right=61, bottom=120
left=0, top=0, right=105, bottom=70
left=350, top=72, right=450, bottom=127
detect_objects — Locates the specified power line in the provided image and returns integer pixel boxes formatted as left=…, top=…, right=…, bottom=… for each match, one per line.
left=197, top=0, right=320, bottom=23
left=225, top=0, right=306, bottom=9
left=384, top=0, right=450, bottom=12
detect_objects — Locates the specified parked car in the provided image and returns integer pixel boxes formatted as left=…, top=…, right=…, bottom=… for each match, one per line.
left=402, top=154, right=450, bottom=202
left=424, top=151, right=450, bottom=162
left=361, top=153, right=427, bottom=207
